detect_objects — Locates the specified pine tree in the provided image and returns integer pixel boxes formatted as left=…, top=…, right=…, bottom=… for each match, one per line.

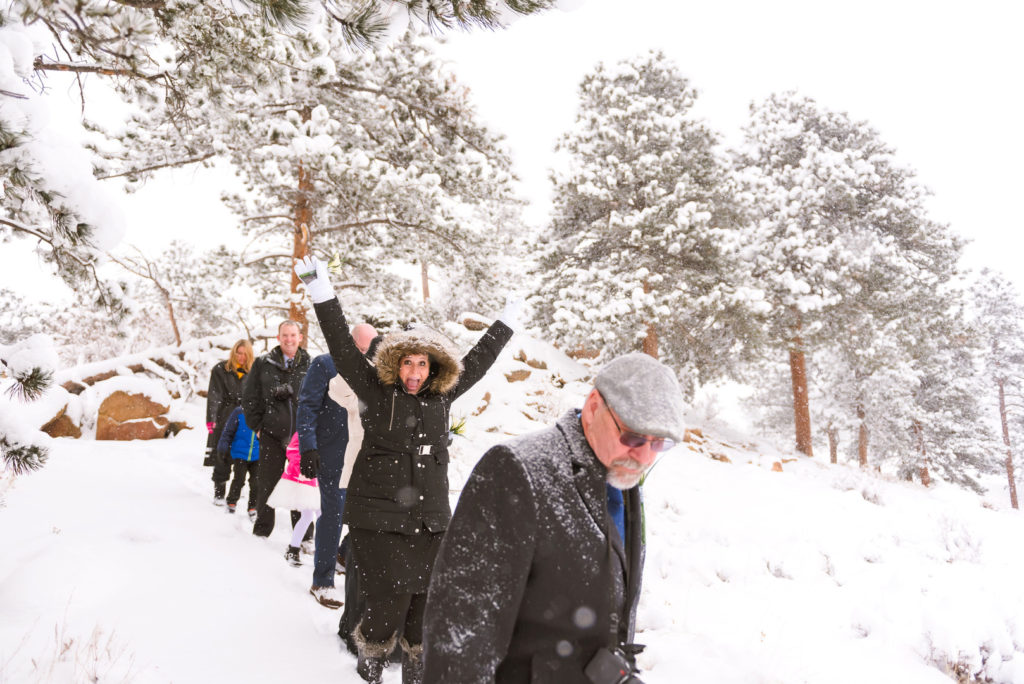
left=971, top=269, right=1024, bottom=507
left=215, top=28, right=523, bottom=331
left=532, top=51, right=754, bottom=392
left=735, top=91, right=965, bottom=459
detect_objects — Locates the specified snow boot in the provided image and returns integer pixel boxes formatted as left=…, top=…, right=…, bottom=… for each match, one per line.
left=285, top=545, right=302, bottom=567
left=400, top=637, right=423, bottom=684
left=213, top=482, right=226, bottom=506
left=226, top=503, right=237, bottom=514
left=247, top=508, right=257, bottom=522
left=309, top=584, right=343, bottom=609
left=353, top=623, right=396, bottom=684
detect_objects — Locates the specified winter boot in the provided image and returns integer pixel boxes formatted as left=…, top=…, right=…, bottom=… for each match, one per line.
left=400, top=637, right=424, bottom=684
left=213, top=482, right=226, bottom=506
left=353, top=623, right=396, bottom=684
left=247, top=508, right=257, bottom=522
left=285, top=545, right=302, bottom=567
left=309, top=584, right=343, bottom=609
left=226, top=503, right=237, bottom=514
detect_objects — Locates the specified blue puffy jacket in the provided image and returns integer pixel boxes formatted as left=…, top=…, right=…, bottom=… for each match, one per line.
left=216, top=407, right=260, bottom=462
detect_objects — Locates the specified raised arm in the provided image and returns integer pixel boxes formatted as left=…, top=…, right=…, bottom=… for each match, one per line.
left=294, top=256, right=378, bottom=398
left=450, top=297, right=522, bottom=399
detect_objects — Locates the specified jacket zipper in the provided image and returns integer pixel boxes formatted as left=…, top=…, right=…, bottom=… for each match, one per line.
left=389, top=387, right=396, bottom=431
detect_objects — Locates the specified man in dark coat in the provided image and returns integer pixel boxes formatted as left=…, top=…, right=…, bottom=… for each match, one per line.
left=295, top=256, right=518, bottom=684
left=297, top=323, right=377, bottom=610
left=241, top=320, right=312, bottom=537
left=422, top=353, right=687, bottom=684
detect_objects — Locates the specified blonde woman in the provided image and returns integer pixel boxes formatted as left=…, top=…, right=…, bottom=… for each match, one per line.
left=206, top=338, right=254, bottom=505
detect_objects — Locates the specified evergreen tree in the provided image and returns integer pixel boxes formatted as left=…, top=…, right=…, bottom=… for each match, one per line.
left=216, top=28, right=523, bottom=330
left=532, top=51, right=754, bottom=392
left=971, top=269, right=1024, bottom=507
left=735, top=91, right=964, bottom=458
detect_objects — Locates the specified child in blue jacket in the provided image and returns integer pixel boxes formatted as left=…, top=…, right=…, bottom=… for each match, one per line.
left=217, top=406, right=260, bottom=517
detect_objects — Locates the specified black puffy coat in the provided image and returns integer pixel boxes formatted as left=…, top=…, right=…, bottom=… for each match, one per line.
left=313, top=298, right=512, bottom=536
left=423, top=410, right=646, bottom=684
left=240, top=345, right=311, bottom=444
left=205, top=362, right=246, bottom=450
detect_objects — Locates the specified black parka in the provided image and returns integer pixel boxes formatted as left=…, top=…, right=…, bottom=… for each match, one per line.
left=240, top=345, right=311, bottom=444
left=205, top=362, right=246, bottom=453
left=423, top=410, right=646, bottom=684
left=313, top=298, right=513, bottom=536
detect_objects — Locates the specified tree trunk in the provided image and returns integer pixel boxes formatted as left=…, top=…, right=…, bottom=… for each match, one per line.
left=288, top=106, right=314, bottom=341
left=163, top=294, right=182, bottom=347
left=826, top=424, right=838, bottom=464
left=913, top=420, right=931, bottom=487
left=788, top=319, right=813, bottom=457
left=998, top=379, right=1019, bottom=509
left=421, top=260, right=431, bottom=302
left=856, top=403, right=868, bottom=467
left=642, top=279, right=658, bottom=358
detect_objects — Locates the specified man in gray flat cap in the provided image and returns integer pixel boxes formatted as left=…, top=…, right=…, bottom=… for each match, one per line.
left=423, top=352, right=685, bottom=684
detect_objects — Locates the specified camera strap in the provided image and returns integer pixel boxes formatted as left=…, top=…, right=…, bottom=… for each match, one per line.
left=603, top=510, right=624, bottom=649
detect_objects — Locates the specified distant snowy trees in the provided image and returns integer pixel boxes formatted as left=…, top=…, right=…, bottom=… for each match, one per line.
left=531, top=51, right=759, bottom=394
left=530, top=66, right=1017, bottom=494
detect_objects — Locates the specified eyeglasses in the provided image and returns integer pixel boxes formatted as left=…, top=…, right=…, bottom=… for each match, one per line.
left=602, top=396, right=675, bottom=452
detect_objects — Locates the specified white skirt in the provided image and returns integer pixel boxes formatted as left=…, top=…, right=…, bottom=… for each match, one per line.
left=267, top=478, right=321, bottom=512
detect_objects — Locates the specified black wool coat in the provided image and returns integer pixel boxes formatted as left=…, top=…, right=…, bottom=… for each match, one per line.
left=313, top=298, right=513, bottom=536
left=205, top=362, right=246, bottom=451
left=240, top=345, right=311, bottom=444
left=423, top=410, right=645, bottom=684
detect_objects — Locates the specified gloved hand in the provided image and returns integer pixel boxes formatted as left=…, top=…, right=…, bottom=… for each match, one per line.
left=498, top=296, right=526, bottom=333
left=294, top=255, right=334, bottom=304
left=300, top=449, right=321, bottom=479
left=206, top=422, right=215, bottom=434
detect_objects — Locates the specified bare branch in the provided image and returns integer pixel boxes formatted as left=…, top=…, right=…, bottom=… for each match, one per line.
left=110, top=0, right=166, bottom=7
left=33, top=56, right=165, bottom=82
left=242, top=214, right=294, bottom=224
left=97, top=152, right=217, bottom=180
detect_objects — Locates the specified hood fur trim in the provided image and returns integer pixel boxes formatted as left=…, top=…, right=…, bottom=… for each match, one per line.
left=373, top=327, right=463, bottom=395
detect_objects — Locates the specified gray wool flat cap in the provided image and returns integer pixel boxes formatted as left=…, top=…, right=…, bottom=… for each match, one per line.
left=594, top=352, right=686, bottom=443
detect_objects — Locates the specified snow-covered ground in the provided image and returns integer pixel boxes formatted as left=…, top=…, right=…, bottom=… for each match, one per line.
left=3, top=336, right=1024, bottom=683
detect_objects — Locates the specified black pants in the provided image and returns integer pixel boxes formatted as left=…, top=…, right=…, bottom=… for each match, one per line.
left=252, top=437, right=313, bottom=539
left=211, top=447, right=232, bottom=486
left=226, top=459, right=258, bottom=508
left=339, top=542, right=364, bottom=655
left=361, top=591, right=426, bottom=645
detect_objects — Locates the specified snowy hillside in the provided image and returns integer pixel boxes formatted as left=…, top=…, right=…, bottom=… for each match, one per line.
left=2, top=330, right=1024, bottom=683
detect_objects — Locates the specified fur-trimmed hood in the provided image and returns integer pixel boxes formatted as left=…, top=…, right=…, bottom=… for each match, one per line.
left=372, top=327, right=463, bottom=395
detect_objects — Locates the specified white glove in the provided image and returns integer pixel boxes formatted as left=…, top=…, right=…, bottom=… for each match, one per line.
left=294, top=256, right=334, bottom=304
left=498, top=296, right=525, bottom=332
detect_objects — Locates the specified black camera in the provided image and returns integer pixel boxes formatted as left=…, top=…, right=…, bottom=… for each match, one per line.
left=584, top=647, right=644, bottom=684
left=272, top=384, right=294, bottom=400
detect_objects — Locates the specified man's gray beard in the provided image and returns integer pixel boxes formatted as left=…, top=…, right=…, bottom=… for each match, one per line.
left=605, top=458, right=647, bottom=490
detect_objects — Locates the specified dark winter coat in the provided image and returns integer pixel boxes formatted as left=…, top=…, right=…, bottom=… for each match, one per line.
left=422, top=410, right=646, bottom=684
left=206, top=362, right=246, bottom=450
left=216, top=407, right=260, bottom=462
left=313, top=297, right=513, bottom=536
left=296, top=354, right=348, bottom=461
left=240, top=345, right=311, bottom=445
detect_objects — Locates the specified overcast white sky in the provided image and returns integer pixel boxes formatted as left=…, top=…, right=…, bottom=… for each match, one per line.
left=436, top=0, right=1024, bottom=281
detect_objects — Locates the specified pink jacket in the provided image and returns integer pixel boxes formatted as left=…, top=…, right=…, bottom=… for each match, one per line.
left=282, top=433, right=317, bottom=487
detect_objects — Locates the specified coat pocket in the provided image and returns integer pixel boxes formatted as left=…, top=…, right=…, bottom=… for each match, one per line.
left=356, top=450, right=406, bottom=498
